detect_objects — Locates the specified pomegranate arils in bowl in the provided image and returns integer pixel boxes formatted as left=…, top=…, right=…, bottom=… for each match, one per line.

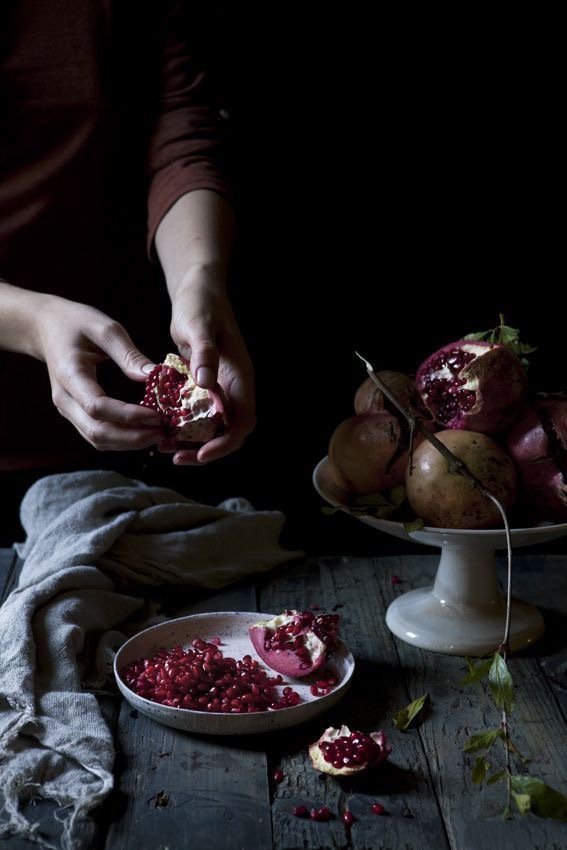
left=249, top=609, right=340, bottom=678
left=141, top=353, right=227, bottom=448
left=309, top=724, right=391, bottom=776
left=416, top=340, right=527, bottom=434
left=120, top=638, right=301, bottom=713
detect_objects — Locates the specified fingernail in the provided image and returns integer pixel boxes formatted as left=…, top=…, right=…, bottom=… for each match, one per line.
left=196, top=367, right=215, bottom=387
left=142, top=363, right=157, bottom=375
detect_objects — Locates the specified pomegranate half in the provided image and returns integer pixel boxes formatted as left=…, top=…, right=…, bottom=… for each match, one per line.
left=309, top=725, right=391, bottom=776
left=416, top=340, right=527, bottom=434
left=249, top=609, right=340, bottom=678
left=141, top=353, right=227, bottom=448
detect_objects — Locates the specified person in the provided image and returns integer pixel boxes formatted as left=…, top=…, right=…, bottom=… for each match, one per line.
left=0, top=0, right=255, bottom=473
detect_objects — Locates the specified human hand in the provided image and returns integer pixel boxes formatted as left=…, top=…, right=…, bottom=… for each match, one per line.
left=168, top=269, right=256, bottom=465
left=35, top=294, right=163, bottom=450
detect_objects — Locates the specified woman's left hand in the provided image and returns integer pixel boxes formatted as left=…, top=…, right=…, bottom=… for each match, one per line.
left=167, top=268, right=256, bottom=465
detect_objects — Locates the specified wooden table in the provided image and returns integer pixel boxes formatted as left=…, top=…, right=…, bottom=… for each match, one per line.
left=1, top=548, right=566, bottom=850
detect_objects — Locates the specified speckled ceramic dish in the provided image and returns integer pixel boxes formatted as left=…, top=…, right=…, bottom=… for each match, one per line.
left=114, top=611, right=355, bottom=734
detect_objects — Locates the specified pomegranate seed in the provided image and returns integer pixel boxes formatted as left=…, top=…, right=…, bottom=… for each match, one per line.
left=293, top=805, right=309, bottom=818
left=120, top=640, right=302, bottom=714
left=391, top=575, right=401, bottom=584
left=342, top=811, right=355, bottom=826
left=310, top=806, right=331, bottom=822
left=273, top=769, right=284, bottom=784
left=371, top=802, right=385, bottom=815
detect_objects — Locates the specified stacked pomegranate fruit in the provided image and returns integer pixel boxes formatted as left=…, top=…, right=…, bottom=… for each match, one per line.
left=328, top=337, right=567, bottom=528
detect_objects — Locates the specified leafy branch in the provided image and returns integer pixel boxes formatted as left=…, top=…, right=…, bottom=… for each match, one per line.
left=464, top=314, right=537, bottom=366
left=461, top=651, right=567, bottom=820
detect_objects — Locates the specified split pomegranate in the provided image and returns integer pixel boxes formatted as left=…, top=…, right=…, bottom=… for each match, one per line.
left=120, top=638, right=301, bottom=713
left=249, top=609, right=340, bottom=678
left=416, top=340, right=527, bottom=433
left=405, top=430, right=518, bottom=529
left=505, top=399, right=567, bottom=523
left=140, top=353, right=227, bottom=448
left=309, top=725, right=391, bottom=776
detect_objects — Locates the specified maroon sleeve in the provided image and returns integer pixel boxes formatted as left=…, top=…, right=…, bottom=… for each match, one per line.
left=146, top=2, right=235, bottom=261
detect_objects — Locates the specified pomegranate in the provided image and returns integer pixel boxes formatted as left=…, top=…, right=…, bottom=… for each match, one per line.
left=309, top=725, right=391, bottom=776
left=248, top=609, right=340, bottom=678
left=354, top=371, right=417, bottom=416
left=505, top=399, right=567, bottom=523
left=328, top=412, right=406, bottom=495
left=120, top=639, right=301, bottom=712
left=405, top=430, right=518, bottom=529
left=140, top=353, right=227, bottom=448
left=416, top=340, right=527, bottom=433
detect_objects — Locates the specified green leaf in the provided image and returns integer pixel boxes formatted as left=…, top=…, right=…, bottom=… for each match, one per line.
left=352, top=492, right=392, bottom=507
left=463, top=728, right=502, bottom=753
left=463, top=318, right=536, bottom=360
left=389, top=484, right=406, bottom=507
left=489, top=653, right=515, bottom=714
left=502, top=804, right=512, bottom=820
left=510, top=775, right=567, bottom=821
left=472, top=756, right=490, bottom=785
left=393, top=693, right=430, bottom=730
left=487, top=770, right=507, bottom=786
left=512, top=792, right=532, bottom=815
left=403, top=518, right=425, bottom=533
left=460, top=657, right=493, bottom=685
left=321, top=506, right=341, bottom=516
left=464, top=330, right=491, bottom=341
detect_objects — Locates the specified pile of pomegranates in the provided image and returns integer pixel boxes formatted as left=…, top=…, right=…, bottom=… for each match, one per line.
left=328, top=334, right=567, bottom=528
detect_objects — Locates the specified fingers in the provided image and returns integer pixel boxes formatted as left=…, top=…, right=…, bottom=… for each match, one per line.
left=90, top=318, right=157, bottom=382
left=53, top=363, right=162, bottom=429
left=181, top=322, right=220, bottom=390
left=54, top=386, right=162, bottom=451
left=172, top=369, right=256, bottom=466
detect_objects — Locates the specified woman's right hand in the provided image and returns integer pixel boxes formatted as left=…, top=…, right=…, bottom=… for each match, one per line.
left=27, top=291, right=163, bottom=451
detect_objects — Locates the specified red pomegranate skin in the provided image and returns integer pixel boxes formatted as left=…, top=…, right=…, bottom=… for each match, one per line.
left=249, top=610, right=339, bottom=678
left=505, top=400, right=567, bottom=523
left=416, top=340, right=527, bottom=434
left=405, top=430, right=517, bottom=529
left=328, top=412, right=404, bottom=496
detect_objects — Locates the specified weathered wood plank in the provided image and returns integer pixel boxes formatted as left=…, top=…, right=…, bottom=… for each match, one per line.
left=384, top=553, right=567, bottom=850
left=105, top=582, right=274, bottom=850
left=261, top=556, right=452, bottom=850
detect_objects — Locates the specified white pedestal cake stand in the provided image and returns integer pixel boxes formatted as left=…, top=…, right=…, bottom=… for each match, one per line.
left=313, top=456, right=567, bottom=656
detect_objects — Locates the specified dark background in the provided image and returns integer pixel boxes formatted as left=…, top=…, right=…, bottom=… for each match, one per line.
left=190, top=6, right=563, bottom=556
left=2, top=7, right=563, bottom=556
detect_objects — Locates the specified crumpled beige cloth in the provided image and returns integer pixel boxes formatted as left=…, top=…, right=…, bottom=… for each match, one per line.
left=0, top=470, right=302, bottom=850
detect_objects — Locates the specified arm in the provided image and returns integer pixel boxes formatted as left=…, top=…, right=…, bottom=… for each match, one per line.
left=0, top=280, right=163, bottom=451
left=154, top=190, right=256, bottom=465
left=146, top=5, right=255, bottom=465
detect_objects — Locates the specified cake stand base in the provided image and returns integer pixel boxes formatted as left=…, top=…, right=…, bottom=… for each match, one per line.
left=385, top=545, right=545, bottom=656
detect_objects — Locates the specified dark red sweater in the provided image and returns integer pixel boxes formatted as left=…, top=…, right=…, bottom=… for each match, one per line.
left=0, top=0, right=234, bottom=466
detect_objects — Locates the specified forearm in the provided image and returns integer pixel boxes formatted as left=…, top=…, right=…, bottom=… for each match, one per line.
left=0, top=280, right=46, bottom=358
left=154, top=189, right=236, bottom=298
